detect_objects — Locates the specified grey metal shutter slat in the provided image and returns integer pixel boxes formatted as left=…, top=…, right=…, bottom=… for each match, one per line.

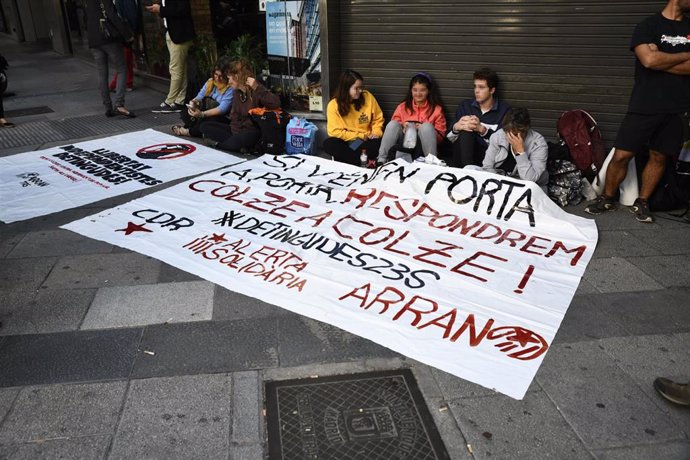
left=335, top=0, right=665, bottom=148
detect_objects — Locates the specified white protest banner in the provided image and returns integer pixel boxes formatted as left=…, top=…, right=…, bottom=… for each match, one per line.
left=63, top=155, right=598, bottom=399
left=0, top=129, right=236, bottom=223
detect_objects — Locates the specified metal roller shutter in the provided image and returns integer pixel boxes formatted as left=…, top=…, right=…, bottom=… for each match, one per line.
left=332, top=0, right=667, bottom=148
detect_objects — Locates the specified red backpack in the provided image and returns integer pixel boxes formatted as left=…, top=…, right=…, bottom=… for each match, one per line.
left=556, top=109, right=605, bottom=183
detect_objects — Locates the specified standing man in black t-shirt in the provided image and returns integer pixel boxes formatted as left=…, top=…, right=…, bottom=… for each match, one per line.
left=586, top=0, right=690, bottom=223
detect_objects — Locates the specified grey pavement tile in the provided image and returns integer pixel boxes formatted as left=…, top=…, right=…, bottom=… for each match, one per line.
left=627, top=227, right=690, bottom=256
left=131, top=319, right=279, bottom=379
left=157, top=261, right=202, bottom=283
left=432, top=366, right=541, bottom=400
left=0, top=381, right=126, bottom=443
left=0, top=288, right=96, bottom=336
left=553, top=295, right=630, bottom=344
left=592, top=230, right=658, bottom=259
left=449, top=390, right=590, bottom=460
left=627, top=255, right=690, bottom=288
left=231, top=372, right=261, bottom=444
left=583, top=257, right=663, bottom=293
left=0, top=207, right=105, bottom=238
left=109, top=374, right=231, bottom=459
left=213, top=285, right=294, bottom=321
left=579, top=207, right=653, bottom=231
left=0, top=257, right=57, bottom=291
left=277, top=316, right=400, bottom=368
left=0, top=389, right=19, bottom=424
left=0, top=233, right=24, bottom=259
left=592, top=289, right=690, bottom=336
left=41, top=253, right=161, bottom=289
left=7, top=229, right=113, bottom=258
left=0, top=328, right=141, bottom=387
left=422, top=397, right=472, bottom=460
left=536, top=342, right=685, bottom=449
left=599, top=334, right=690, bottom=437
left=81, top=281, right=214, bottom=330
left=592, top=441, right=690, bottom=460
left=0, top=435, right=111, bottom=460
left=0, top=288, right=36, bottom=317
left=229, top=444, right=265, bottom=460
left=575, top=278, right=599, bottom=295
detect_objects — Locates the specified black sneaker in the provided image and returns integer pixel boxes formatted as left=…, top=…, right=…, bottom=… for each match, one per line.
left=630, top=198, right=654, bottom=223
left=584, top=195, right=616, bottom=215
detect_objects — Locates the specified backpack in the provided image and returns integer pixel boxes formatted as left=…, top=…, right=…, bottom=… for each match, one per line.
left=649, top=142, right=690, bottom=213
left=556, top=109, right=605, bottom=183
left=547, top=159, right=583, bottom=207
left=249, top=107, right=291, bottom=155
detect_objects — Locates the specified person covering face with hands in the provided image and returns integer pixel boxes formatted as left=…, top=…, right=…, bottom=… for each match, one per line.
left=481, top=108, right=548, bottom=191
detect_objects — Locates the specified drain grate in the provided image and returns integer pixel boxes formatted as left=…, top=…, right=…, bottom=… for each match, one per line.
left=0, top=108, right=167, bottom=150
left=4, top=106, right=54, bottom=118
left=265, top=369, right=449, bottom=460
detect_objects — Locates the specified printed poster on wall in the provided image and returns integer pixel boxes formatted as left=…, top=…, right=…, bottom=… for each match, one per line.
left=63, top=155, right=599, bottom=399
left=0, top=129, right=235, bottom=223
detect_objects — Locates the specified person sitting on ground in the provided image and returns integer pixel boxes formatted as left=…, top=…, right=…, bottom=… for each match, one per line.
left=378, top=72, right=446, bottom=163
left=172, top=58, right=233, bottom=138
left=482, top=107, right=548, bottom=190
left=200, top=59, right=280, bottom=152
left=447, top=67, right=511, bottom=167
left=324, top=69, right=384, bottom=166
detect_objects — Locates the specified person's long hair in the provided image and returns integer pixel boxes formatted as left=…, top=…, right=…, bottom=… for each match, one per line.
left=228, top=58, right=255, bottom=96
left=334, top=69, right=365, bottom=117
left=403, top=72, right=442, bottom=116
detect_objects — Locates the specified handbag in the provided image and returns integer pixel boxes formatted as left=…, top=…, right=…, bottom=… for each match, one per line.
left=99, top=1, right=123, bottom=42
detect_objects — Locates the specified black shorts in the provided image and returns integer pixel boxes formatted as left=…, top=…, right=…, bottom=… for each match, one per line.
left=614, top=113, right=685, bottom=156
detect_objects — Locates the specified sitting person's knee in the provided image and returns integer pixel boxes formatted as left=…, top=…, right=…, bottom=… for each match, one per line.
left=418, top=122, right=435, bottom=135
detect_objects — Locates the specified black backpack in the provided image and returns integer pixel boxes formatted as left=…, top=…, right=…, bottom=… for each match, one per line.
left=649, top=147, right=690, bottom=213
left=249, top=108, right=291, bottom=155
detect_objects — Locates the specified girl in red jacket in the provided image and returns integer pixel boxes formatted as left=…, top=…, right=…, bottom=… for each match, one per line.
left=378, top=72, right=446, bottom=163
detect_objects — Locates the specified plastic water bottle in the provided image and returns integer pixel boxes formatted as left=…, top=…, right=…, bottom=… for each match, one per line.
left=360, top=148, right=368, bottom=168
left=403, top=123, right=417, bottom=149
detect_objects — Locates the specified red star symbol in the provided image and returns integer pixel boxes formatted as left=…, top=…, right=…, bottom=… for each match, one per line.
left=116, top=221, right=153, bottom=235
left=508, top=328, right=541, bottom=348
left=209, top=233, right=227, bottom=243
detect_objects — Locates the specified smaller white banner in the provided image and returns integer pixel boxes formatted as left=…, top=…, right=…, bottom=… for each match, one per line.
left=0, top=129, right=235, bottom=223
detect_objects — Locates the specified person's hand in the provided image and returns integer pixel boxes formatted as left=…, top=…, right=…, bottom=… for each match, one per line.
left=145, top=3, right=160, bottom=14
left=188, top=107, right=202, bottom=118
left=246, top=76, right=258, bottom=90
left=368, top=133, right=379, bottom=139
left=506, top=130, right=525, bottom=154
left=454, top=115, right=474, bottom=132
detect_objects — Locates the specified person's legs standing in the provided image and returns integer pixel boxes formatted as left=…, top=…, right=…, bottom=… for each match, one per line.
left=124, top=47, right=134, bottom=89
left=92, top=46, right=113, bottom=113
left=165, top=33, right=192, bottom=106
left=378, top=121, right=403, bottom=163
left=103, top=42, right=127, bottom=109
left=418, top=122, right=438, bottom=157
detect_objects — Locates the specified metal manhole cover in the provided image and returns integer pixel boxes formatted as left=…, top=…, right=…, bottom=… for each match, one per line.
left=5, top=106, right=54, bottom=117
left=265, top=369, right=449, bottom=460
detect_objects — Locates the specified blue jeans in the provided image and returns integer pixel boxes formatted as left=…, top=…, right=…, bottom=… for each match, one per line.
left=92, top=42, right=126, bottom=110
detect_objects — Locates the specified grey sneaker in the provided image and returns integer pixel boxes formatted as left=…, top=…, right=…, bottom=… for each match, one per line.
left=152, top=102, right=182, bottom=113
left=630, top=198, right=654, bottom=223
left=584, top=195, right=616, bottom=215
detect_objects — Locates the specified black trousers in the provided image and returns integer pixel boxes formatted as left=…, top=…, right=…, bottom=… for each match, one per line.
left=180, top=111, right=226, bottom=138
left=451, top=131, right=488, bottom=167
left=200, top=121, right=261, bottom=152
left=323, top=137, right=382, bottom=166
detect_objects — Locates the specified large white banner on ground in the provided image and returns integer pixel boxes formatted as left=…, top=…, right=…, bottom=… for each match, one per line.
left=0, top=129, right=235, bottom=223
left=63, top=155, right=598, bottom=399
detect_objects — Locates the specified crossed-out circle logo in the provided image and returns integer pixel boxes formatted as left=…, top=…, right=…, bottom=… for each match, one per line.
left=136, top=143, right=196, bottom=160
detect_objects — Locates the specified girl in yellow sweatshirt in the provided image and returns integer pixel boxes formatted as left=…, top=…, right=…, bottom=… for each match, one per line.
left=324, top=70, right=384, bottom=167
